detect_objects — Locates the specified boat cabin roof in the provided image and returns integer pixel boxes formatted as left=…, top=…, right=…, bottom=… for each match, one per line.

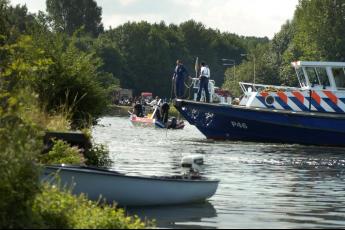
left=292, top=61, right=345, bottom=69
left=291, top=61, right=345, bottom=91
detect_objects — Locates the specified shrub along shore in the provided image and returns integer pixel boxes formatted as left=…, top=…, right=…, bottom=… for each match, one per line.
left=0, top=88, right=150, bottom=229
left=0, top=0, right=151, bottom=228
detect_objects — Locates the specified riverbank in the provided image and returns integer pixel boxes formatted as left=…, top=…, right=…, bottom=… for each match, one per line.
left=1, top=102, right=149, bottom=229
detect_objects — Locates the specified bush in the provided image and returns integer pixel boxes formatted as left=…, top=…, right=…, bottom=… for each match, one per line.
left=0, top=114, right=43, bottom=229
left=30, top=32, right=109, bottom=129
left=39, top=139, right=85, bottom=165
left=84, top=142, right=113, bottom=168
left=33, top=184, right=149, bottom=229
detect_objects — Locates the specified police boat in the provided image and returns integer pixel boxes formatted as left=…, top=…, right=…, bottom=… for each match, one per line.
left=174, top=61, right=345, bottom=146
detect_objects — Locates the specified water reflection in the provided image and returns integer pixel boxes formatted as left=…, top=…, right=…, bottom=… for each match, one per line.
left=93, top=117, right=345, bottom=229
left=128, top=202, right=217, bottom=229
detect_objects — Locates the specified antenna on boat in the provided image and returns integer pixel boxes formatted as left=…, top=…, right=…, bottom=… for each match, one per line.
left=195, top=57, right=199, bottom=79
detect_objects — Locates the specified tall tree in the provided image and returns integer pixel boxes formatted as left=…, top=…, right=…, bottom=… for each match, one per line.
left=292, top=0, right=345, bottom=61
left=46, top=0, right=104, bottom=37
left=0, top=0, right=9, bottom=39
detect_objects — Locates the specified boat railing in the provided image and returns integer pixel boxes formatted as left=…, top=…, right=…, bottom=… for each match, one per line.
left=239, top=82, right=300, bottom=94
left=191, top=78, right=216, bottom=89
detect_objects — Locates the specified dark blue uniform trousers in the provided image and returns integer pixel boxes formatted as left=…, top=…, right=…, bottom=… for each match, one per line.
left=176, top=78, right=184, bottom=98
left=197, top=76, right=210, bottom=103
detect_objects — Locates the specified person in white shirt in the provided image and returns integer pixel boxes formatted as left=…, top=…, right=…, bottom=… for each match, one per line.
left=196, top=62, right=210, bottom=103
left=148, top=96, right=160, bottom=107
left=147, top=96, right=162, bottom=120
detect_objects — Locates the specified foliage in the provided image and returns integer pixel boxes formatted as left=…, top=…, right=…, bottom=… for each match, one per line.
left=26, top=30, right=110, bottom=128
left=224, top=0, right=345, bottom=94
left=7, top=0, right=345, bottom=228
left=103, top=20, right=256, bottom=96
left=33, top=184, right=149, bottom=229
left=0, top=30, right=48, bottom=229
left=292, top=0, right=345, bottom=61
left=14, top=89, right=72, bottom=132
left=0, top=114, right=43, bottom=229
left=0, top=0, right=10, bottom=41
left=39, top=140, right=85, bottom=165
left=46, top=0, right=104, bottom=37
left=0, top=40, right=43, bottom=228
left=84, top=142, right=113, bottom=168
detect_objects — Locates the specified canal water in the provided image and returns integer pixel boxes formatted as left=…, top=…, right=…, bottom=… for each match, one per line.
left=92, top=116, right=345, bottom=229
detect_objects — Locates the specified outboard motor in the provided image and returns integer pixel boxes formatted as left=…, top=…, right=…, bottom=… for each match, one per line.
left=181, top=155, right=204, bottom=179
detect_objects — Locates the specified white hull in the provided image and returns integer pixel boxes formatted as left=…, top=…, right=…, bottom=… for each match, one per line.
left=42, top=166, right=219, bottom=207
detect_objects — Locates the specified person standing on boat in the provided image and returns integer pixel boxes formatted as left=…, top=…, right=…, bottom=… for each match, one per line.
left=196, top=62, right=211, bottom=103
left=172, top=60, right=191, bottom=99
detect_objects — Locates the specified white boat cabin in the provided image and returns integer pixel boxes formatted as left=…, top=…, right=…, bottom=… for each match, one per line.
left=239, top=61, right=345, bottom=113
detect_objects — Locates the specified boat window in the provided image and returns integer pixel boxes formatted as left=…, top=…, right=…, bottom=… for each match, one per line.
left=296, top=68, right=308, bottom=88
left=333, top=68, right=345, bottom=89
left=315, top=67, right=330, bottom=87
left=305, top=67, right=319, bottom=86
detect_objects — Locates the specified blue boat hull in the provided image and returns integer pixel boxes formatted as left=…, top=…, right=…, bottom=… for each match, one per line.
left=174, top=100, right=345, bottom=146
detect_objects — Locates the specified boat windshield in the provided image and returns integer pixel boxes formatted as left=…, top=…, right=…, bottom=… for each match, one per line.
left=333, top=68, right=345, bottom=90
left=305, top=67, right=330, bottom=88
left=296, top=68, right=308, bottom=88
left=316, top=67, right=331, bottom=87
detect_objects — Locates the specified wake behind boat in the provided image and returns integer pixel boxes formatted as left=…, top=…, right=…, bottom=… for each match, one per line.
left=174, top=61, right=345, bottom=147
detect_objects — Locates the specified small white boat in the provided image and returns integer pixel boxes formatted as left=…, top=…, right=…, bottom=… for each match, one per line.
left=42, top=157, right=219, bottom=207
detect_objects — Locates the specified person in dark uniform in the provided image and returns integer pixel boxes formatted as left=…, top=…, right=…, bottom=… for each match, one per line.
left=172, top=60, right=191, bottom=99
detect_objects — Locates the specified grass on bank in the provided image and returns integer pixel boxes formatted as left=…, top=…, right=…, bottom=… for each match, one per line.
left=33, top=184, right=148, bottom=229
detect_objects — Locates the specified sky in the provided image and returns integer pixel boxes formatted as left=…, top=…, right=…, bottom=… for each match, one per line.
left=10, top=0, right=299, bottom=38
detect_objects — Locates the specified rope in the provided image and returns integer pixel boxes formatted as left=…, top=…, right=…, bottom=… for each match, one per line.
left=184, top=79, right=194, bottom=100
left=170, top=77, right=192, bottom=100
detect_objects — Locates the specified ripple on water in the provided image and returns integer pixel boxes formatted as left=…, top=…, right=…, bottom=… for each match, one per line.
left=93, top=117, right=345, bottom=229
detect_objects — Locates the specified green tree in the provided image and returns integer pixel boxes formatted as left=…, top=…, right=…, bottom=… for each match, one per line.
left=92, top=35, right=123, bottom=90
left=46, top=0, right=104, bottom=37
left=292, top=0, right=345, bottom=61
left=100, top=20, right=269, bottom=97
left=0, top=32, right=44, bottom=229
left=105, top=22, right=173, bottom=96
left=0, top=0, right=9, bottom=38
left=32, top=32, right=108, bottom=127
